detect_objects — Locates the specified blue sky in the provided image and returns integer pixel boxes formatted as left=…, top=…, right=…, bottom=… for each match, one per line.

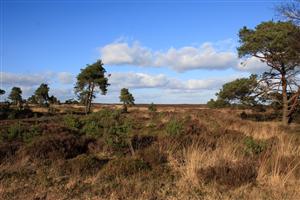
left=1, top=0, right=280, bottom=103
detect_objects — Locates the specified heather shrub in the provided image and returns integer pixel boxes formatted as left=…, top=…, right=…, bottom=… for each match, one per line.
left=148, top=103, right=157, bottom=112
left=63, top=114, right=81, bottom=130
left=244, top=136, right=266, bottom=155
left=165, top=118, right=183, bottom=136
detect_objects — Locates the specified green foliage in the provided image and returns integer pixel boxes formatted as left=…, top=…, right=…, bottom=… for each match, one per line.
left=165, top=118, right=183, bottom=136
left=244, top=137, right=266, bottom=155
left=148, top=102, right=157, bottom=112
left=75, top=60, right=110, bottom=113
left=216, top=75, right=258, bottom=106
left=238, top=21, right=300, bottom=125
left=207, top=98, right=229, bottom=108
left=207, top=75, right=258, bottom=108
left=63, top=114, right=81, bottom=130
left=8, top=87, right=23, bottom=108
left=0, top=122, right=40, bottom=143
left=48, top=95, right=60, bottom=105
left=0, top=89, right=5, bottom=96
left=27, top=95, right=38, bottom=104
left=238, top=21, right=300, bottom=62
left=64, top=98, right=79, bottom=104
left=81, top=120, right=103, bottom=138
left=80, top=109, right=133, bottom=152
left=104, top=119, right=133, bottom=151
left=34, top=83, right=50, bottom=106
left=119, top=88, right=135, bottom=112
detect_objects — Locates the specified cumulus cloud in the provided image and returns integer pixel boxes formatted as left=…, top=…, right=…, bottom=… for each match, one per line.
left=0, top=72, right=51, bottom=87
left=108, top=72, right=238, bottom=91
left=57, top=72, right=74, bottom=84
left=0, top=71, right=74, bottom=87
left=236, top=56, right=269, bottom=73
left=100, top=40, right=268, bottom=73
left=154, top=43, right=237, bottom=72
left=101, top=41, right=153, bottom=66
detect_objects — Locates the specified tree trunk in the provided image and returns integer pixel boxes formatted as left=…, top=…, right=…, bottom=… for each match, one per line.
left=87, top=83, right=95, bottom=114
left=84, top=83, right=91, bottom=114
left=281, top=75, right=289, bottom=126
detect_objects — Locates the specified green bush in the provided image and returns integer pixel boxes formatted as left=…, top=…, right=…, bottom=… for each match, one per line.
left=165, top=118, right=183, bottom=136
left=148, top=103, right=157, bottom=112
left=244, top=136, right=266, bottom=155
left=104, top=120, right=133, bottom=152
left=82, top=120, right=103, bottom=138
left=63, top=114, right=81, bottom=130
left=0, top=123, right=40, bottom=143
left=207, top=99, right=229, bottom=108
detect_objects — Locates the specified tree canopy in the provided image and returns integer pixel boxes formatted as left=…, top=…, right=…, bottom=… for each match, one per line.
left=75, top=60, right=110, bottom=114
left=119, top=88, right=135, bottom=112
left=238, top=21, right=300, bottom=125
left=0, top=89, right=5, bottom=96
left=8, top=87, right=23, bottom=108
left=34, top=83, right=50, bottom=106
left=207, top=75, right=258, bottom=108
left=217, top=75, right=258, bottom=106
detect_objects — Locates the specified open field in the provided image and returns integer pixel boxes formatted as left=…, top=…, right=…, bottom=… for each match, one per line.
left=1, top=105, right=300, bottom=200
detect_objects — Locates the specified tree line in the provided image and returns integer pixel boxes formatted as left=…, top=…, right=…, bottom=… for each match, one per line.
left=0, top=60, right=134, bottom=114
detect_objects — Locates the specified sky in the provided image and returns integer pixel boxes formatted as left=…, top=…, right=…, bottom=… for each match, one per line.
left=0, top=0, right=282, bottom=104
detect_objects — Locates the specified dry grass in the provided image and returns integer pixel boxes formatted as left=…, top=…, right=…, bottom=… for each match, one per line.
left=1, top=106, right=300, bottom=199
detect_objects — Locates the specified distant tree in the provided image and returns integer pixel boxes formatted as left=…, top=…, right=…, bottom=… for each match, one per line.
left=0, top=89, right=5, bottom=96
left=217, top=75, right=258, bottom=106
left=75, top=60, right=110, bottom=114
left=65, top=98, right=79, bottom=104
left=119, top=88, right=135, bottom=113
left=148, top=102, right=157, bottom=112
left=8, top=87, right=23, bottom=109
left=207, top=98, right=230, bottom=109
left=276, top=0, right=300, bottom=24
left=207, top=75, right=258, bottom=108
left=27, top=95, right=38, bottom=104
left=238, top=21, right=300, bottom=125
left=34, top=83, right=50, bottom=106
left=49, top=95, right=60, bottom=105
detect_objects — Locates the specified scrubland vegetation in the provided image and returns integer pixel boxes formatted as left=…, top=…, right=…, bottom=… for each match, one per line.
left=1, top=1, right=300, bottom=199
left=0, top=104, right=300, bottom=199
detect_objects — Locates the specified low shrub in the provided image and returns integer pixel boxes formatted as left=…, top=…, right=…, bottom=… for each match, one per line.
left=137, top=144, right=167, bottom=167
left=26, top=133, right=89, bottom=160
left=148, top=103, right=157, bottom=112
left=82, top=120, right=103, bottom=138
left=197, top=160, right=257, bottom=188
left=165, top=118, right=183, bottom=136
left=244, top=136, right=266, bottom=155
left=99, top=157, right=150, bottom=180
left=63, top=114, right=82, bottom=130
left=131, top=135, right=156, bottom=150
left=0, top=123, right=41, bottom=143
left=0, top=142, right=21, bottom=162
left=65, top=154, right=109, bottom=176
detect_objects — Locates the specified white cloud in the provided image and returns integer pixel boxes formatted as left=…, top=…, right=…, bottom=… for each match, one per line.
left=101, top=41, right=153, bottom=66
left=0, top=71, right=75, bottom=87
left=100, top=40, right=268, bottom=73
left=236, top=57, right=269, bottom=73
left=154, top=43, right=237, bottom=72
left=0, top=72, right=51, bottom=87
left=57, top=72, right=74, bottom=84
left=108, top=72, right=239, bottom=91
